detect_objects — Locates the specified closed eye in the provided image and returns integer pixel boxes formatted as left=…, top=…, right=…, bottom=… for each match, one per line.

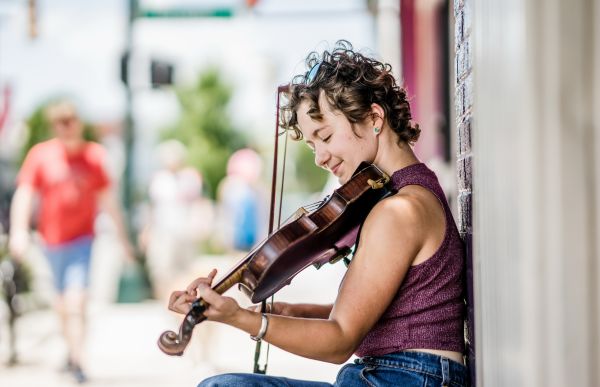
left=322, top=135, right=332, bottom=143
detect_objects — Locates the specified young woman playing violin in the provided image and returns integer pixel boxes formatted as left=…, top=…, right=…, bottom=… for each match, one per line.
left=168, top=41, right=468, bottom=387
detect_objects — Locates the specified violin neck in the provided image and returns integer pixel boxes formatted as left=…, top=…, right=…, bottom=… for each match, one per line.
left=211, top=255, right=252, bottom=295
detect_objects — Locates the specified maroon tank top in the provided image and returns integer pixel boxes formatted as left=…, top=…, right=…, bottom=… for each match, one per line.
left=354, top=163, right=465, bottom=357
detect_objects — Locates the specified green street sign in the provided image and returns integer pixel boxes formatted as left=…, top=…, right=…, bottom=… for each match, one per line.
left=137, top=8, right=233, bottom=18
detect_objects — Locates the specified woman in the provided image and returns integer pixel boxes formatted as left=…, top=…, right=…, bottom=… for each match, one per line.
left=168, top=41, right=468, bottom=387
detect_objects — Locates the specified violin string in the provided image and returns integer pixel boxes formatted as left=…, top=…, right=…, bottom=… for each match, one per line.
left=303, top=199, right=325, bottom=211
left=278, top=200, right=324, bottom=226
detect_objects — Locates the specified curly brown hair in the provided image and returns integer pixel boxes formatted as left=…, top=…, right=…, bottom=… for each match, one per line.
left=280, top=41, right=420, bottom=145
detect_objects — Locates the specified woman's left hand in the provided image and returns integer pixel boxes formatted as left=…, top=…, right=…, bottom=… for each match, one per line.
left=194, top=284, right=241, bottom=324
left=168, top=268, right=241, bottom=323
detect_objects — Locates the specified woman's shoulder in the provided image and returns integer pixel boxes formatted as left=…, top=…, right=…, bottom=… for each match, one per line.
left=368, top=189, right=431, bottom=224
left=352, top=191, right=429, bottom=269
left=363, top=193, right=427, bottom=241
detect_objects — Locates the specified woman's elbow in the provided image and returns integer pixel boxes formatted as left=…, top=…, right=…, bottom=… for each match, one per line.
left=319, top=323, right=360, bottom=364
left=322, top=342, right=356, bottom=364
left=328, top=351, right=353, bottom=365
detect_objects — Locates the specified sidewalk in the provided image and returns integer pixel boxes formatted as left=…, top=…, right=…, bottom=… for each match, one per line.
left=0, top=247, right=347, bottom=386
left=0, top=302, right=208, bottom=387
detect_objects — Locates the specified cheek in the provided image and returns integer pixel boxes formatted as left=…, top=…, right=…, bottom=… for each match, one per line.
left=351, top=137, right=377, bottom=164
left=348, top=135, right=371, bottom=154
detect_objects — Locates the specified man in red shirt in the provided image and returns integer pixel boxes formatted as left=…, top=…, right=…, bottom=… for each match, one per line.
left=9, top=100, right=132, bottom=383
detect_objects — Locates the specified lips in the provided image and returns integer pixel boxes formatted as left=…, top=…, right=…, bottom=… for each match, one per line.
left=330, top=162, right=342, bottom=175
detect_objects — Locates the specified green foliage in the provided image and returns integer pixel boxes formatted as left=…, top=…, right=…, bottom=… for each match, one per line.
left=161, top=68, right=247, bottom=198
left=19, top=103, right=97, bottom=167
left=20, top=106, right=52, bottom=164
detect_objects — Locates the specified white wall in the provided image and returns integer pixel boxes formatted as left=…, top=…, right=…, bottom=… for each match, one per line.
left=472, top=0, right=599, bottom=386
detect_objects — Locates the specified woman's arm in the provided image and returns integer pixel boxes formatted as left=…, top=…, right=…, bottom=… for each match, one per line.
left=249, top=302, right=333, bottom=319
left=185, top=194, right=427, bottom=364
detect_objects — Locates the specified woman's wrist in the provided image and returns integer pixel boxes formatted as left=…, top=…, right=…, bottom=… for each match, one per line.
left=228, top=306, right=252, bottom=327
left=228, top=307, right=264, bottom=338
left=250, top=313, right=269, bottom=341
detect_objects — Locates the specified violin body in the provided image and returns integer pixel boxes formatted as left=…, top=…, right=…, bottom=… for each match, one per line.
left=158, top=162, right=393, bottom=356
left=241, top=163, right=393, bottom=302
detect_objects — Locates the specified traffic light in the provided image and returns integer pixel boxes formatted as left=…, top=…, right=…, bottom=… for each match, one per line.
left=119, top=54, right=174, bottom=88
left=120, top=51, right=130, bottom=86
left=150, top=60, right=174, bottom=88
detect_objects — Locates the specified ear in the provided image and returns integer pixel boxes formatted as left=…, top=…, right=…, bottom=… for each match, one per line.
left=370, top=103, right=385, bottom=127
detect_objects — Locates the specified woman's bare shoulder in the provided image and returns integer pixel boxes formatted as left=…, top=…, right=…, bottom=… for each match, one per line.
left=365, top=190, right=429, bottom=230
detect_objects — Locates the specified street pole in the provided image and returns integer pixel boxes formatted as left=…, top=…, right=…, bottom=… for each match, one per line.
left=123, top=0, right=136, bottom=238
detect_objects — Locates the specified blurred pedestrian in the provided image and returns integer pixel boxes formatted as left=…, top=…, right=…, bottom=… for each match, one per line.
left=216, top=148, right=266, bottom=252
left=139, top=139, right=214, bottom=300
left=8, top=99, right=133, bottom=383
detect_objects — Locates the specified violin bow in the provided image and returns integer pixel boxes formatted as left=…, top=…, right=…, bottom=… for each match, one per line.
left=253, top=84, right=291, bottom=374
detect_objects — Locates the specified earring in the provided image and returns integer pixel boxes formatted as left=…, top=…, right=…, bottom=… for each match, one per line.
left=373, top=127, right=381, bottom=134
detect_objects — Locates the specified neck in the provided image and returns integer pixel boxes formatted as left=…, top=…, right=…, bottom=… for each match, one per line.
left=372, top=131, right=420, bottom=177
left=58, top=137, right=85, bottom=153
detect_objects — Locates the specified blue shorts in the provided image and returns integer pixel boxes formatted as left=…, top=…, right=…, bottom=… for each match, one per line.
left=198, top=350, right=468, bottom=387
left=44, top=235, right=93, bottom=293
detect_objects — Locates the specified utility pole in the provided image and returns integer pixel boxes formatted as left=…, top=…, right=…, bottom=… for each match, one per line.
left=122, top=0, right=136, bottom=237
left=28, top=0, right=37, bottom=39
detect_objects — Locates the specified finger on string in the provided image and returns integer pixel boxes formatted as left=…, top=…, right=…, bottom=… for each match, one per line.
left=186, top=269, right=218, bottom=295
left=207, top=268, right=217, bottom=281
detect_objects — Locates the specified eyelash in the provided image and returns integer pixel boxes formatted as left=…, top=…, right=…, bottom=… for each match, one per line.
left=307, top=134, right=332, bottom=153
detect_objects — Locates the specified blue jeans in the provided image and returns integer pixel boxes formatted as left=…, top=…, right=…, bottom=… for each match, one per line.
left=44, top=235, right=93, bottom=293
left=198, top=351, right=468, bottom=387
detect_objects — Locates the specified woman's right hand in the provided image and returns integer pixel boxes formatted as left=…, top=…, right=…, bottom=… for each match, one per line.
left=168, top=269, right=217, bottom=315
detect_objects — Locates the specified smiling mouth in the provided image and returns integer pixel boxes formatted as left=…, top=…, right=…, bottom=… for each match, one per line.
left=331, top=162, right=342, bottom=175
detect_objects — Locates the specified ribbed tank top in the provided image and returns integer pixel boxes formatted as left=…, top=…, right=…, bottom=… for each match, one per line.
left=354, top=163, right=465, bottom=357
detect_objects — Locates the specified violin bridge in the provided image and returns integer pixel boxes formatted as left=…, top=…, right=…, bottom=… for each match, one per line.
left=282, top=207, right=309, bottom=226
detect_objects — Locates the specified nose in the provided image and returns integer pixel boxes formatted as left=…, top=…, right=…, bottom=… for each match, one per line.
left=314, top=145, right=330, bottom=169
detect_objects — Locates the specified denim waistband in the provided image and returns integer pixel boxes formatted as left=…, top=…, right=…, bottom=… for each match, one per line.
left=355, top=350, right=467, bottom=386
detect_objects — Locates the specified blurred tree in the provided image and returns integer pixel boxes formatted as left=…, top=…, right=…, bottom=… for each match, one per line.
left=19, top=102, right=97, bottom=166
left=161, top=68, right=247, bottom=199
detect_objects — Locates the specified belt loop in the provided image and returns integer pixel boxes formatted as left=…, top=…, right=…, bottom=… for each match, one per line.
left=441, top=357, right=450, bottom=387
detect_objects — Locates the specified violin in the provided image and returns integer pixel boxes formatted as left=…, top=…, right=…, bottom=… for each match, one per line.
left=157, top=162, right=394, bottom=356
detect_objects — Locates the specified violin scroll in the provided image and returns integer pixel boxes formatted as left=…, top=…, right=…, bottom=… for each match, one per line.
left=157, top=299, right=207, bottom=356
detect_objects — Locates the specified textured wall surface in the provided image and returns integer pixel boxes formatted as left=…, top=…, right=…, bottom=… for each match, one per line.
left=453, top=0, right=474, bottom=384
